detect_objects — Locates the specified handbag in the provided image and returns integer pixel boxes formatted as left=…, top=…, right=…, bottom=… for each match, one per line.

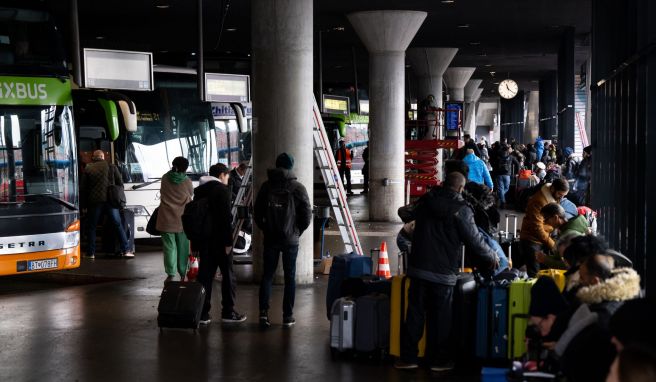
left=146, top=207, right=160, bottom=236
left=106, top=164, right=127, bottom=209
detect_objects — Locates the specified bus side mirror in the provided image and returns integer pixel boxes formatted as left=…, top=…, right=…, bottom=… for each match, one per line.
left=97, top=98, right=119, bottom=141
left=230, top=103, right=247, bottom=133
left=118, top=99, right=137, bottom=132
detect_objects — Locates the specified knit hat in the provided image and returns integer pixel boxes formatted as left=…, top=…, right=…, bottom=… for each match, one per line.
left=529, top=277, right=568, bottom=318
left=275, top=152, right=294, bottom=170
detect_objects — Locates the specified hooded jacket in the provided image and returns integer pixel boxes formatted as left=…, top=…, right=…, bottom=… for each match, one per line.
left=520, top=184, right=557, bottom=248
left=254, top=168, right=312, bottom=246
left=576, top=267, right=641, bottom=328
left=463, top=153, right=493, bottom=188
left=156, top=171, right=193, bottom=233
left=408, top=186, right=497, bottom=286
left=192, top=176, right=233, bottom=248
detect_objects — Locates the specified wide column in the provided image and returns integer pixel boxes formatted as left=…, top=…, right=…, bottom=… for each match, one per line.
left=406, top=48, right=458, bottom=108
left=444, top=67, right=475, bottom=102
left=348, top=11, right=427, bottom=222
left=464, top=79, right=483, bottom=137
left=539, top=71, right=558, bottom=140
left=525, top=90, right=540, bottom=144
left=558, top=27, right=576, bottom=150
left=252, top=0, right=313, bottom=284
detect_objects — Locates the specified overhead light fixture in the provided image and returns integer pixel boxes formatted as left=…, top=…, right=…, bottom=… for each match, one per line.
left=160, top=50, right=169, bottom=53
left=484, top=64, right=493, bottom=67
left=191, top=52, right=196, bottom=56
left=95, top=36, right=104, bottom=40
left=226, top=51, right=232, bottom=54
left=469, top=41, right=481, bottom=46
left=226, top=28, right=237, bottom=32
left=406, top=64, right=412, bottom=68
left=155, top=5, right=170, bottom=9
left=490, top=71, right=496, bottom=75
left=457, top=24, right=470, bottom=28
left=247, top=53, right=251, bottom=57
left=493, top=82, right=500, bottom=85
left=332, top=26, right=345, bottom=31
left=441, top=0, right=455, bottom=4
left=478, top=53, right=487, bottom=57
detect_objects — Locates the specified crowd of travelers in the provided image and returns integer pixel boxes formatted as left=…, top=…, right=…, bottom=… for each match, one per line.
left=392, top=135, right=654, bottom=381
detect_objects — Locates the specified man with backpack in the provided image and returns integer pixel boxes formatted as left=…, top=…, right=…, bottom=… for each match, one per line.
left=493, top=144, right=520, bottom=209
left=254, top=153, right=312, bottom=328
left=190, top=163, right=247, bottom=325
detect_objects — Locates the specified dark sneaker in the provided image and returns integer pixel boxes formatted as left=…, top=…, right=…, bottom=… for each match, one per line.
left=282, top=316, right=296, bottom=328
left=430, top=361, right=455, bottom=372
left=222, top=311, right=247, bottom=323
left=394, top=360, right=419, bottom=370
left=199, top=314, right=211, bottom=325
left=259, top=310, right=271, bottom=328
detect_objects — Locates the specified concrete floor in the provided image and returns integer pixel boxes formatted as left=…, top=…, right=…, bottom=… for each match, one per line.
left=0, top=193, right=519, bottom=382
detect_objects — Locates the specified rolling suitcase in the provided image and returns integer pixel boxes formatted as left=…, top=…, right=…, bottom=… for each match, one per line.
left=389, top=276, right=427, bottom=358
left=476, top=283, right=509, bottom=360
left=451, top=272, right=478, bottom=363
left=537, top=269, right=566, bottom=292
left=326, top=252, right=373, bottom=319
left=330, top=297, right=356, bottom=356
left=508, top=278, right=537, bottom=359
left=354, top=294, right=390, bottom=354
left=157, top=281, right=206, bottom=331
left=340, top=275, right=392, bottom=299
left=498, top=214, right=520, bottom=267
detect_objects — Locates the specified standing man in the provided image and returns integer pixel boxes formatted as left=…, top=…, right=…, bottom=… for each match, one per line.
left=193, top=163, right=247, bottom=325
left=228, top=161, right=249, bottom=202
left=335, top=139, right=354, bottom=195
left=254, top=153, right=312, bottom=328
left=519, top=178, right=570, bottom=276
left=83, top=150, right=134, bottom=259
left=361, top=146, right=369, bottom=194
left=493, top=144, right=520, bottom=209
left=395, top=172, right=498, bottom=372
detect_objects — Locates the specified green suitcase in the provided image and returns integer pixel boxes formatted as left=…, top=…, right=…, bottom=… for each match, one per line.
left=508, top=278, right=537, bottom=359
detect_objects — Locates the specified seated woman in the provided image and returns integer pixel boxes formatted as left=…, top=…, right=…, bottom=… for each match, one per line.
left=536, top=203, right=590, bottom=269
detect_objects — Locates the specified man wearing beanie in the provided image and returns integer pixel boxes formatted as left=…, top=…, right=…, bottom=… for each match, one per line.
left=254, top=152, right=312, bottom=328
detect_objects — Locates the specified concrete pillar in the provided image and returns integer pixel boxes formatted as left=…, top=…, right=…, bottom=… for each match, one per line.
left=558, top=27, right=575, bottom=150
left=406, top=48, right=458, bottom=108
left=444, top=67, right=475, bottom=102
left=463, top=79, right=483, bottom=137
left=525, top=90, right=540, bottom=144
left=539, top=71, right=558, bottom=140
left=252, top=0, right=313, bottom=284
left=348, top=10, right=427, bottom=222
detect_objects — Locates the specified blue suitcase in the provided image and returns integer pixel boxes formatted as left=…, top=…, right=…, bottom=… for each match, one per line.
left=475, top=283, right=510, bottom=360
left=326, top=253, right=373, bottom=319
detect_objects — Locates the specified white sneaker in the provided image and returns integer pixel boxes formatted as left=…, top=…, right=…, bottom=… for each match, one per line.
left=123, top=251, right=135, bottom=258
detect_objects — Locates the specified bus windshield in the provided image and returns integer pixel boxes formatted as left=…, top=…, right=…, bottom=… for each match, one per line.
left=0, top=105, right=78, bottom=208
left=117, top=84, right=216, bottom=183
left=0, top=7, right=67, bottom=73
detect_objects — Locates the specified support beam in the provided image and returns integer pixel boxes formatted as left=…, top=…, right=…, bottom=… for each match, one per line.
left=444, top=67, right=475, bottom=102
left=558, top=27, right=576, bottom=150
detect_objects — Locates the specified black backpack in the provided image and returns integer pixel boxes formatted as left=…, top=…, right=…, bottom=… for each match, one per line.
left=265, top=182, right=297, bottom=241
left=182, top=196, right=213, bottom=242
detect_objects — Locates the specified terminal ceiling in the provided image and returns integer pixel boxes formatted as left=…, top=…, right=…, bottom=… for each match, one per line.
left=51, top=0, right=591, bottom=98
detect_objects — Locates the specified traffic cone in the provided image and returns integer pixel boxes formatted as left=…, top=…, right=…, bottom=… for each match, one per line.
left=377, top=241, right=392, bottom=279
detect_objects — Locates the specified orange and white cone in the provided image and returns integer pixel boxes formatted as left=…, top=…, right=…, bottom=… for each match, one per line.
left=377, top=241, right=392, bottom=279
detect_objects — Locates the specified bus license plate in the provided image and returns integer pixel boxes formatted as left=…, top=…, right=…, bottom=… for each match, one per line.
left=27, top=258, right=58, bottom=271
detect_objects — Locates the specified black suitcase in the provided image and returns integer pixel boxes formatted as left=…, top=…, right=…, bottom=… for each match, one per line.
left=451, top=272, right=478, bottom=364
left=157, top=281, right=206, bottom=331
left=354, top=293, right=390, bottom=355
left=340, top=275, right=392, bottom=298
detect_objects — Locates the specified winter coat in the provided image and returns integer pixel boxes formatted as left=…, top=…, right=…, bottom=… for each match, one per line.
left=228, top=168, right=243, bottom=201
left=408, top=187, right=497, bottom=286
left=520, top=184, right=557, bottom=248
left=156, top=171, right=193, bottom=233
left=560, top=215, right=589, bottom=237
left=553, top=304, right=615, bottom=382
left=82, top=160, right=123, bottom=206
left=576, top=267, right=641, bottom=329
left=535, top=138, right=545, bottom=163
left=527, top=147, right=537, bottom=165
left=463, top=153, right=493, bottom=188
left=253, top=168, right=312, bottom=246
left=193, top=176, right=233, bottom=249
left=493, top=151, right=520, bottom=176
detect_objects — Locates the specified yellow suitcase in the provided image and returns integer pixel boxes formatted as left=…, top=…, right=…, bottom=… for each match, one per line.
left=538, top=269, right=567, bottom=292
left=389, top=275, right=427, bottom=357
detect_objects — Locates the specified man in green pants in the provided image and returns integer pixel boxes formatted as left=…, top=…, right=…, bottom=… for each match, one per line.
left=156, top=157, right=194, bottom=283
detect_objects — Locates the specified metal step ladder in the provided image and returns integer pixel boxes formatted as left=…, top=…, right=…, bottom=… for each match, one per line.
left=311, top=97, right=363, bottom=256
left=230, top=158, right=253, bottom=250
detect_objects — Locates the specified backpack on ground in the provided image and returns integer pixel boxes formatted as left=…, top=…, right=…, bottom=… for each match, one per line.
left=265, top=182, right=297, bottom=241
left=182, top=197, right=213, bottom=242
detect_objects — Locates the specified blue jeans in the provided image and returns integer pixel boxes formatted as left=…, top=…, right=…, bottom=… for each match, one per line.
left=87, top=203, right=129, bottom=255
left=496, top=175, right=511, bottom=204
left=259, top=244, right=299, bottom=317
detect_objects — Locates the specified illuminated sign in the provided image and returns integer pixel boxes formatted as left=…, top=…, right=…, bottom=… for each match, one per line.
left=84, top=49, right=153, bottom=91
left=445, top=102, right=463, bottom=131
left=205, top=73, right=250, bottom=103
left=323, top=95, right=349, bottom=115
left=359, top=99, right=369, bottom=115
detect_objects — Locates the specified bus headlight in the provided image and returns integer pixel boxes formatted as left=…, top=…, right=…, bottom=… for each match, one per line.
left=65, top=220, right=80, bottom=248
left=126, top=205, right=149, bottom=216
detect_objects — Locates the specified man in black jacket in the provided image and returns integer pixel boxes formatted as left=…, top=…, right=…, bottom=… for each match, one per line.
left=396, top=172, right=498, bottom=372
left=194, top=163, right=246, bottom=324
left=228, top=161, right=248, bottom=202
left=493, top=144, right=521, bottom=208
left=254, top=153, right=312, bottom=328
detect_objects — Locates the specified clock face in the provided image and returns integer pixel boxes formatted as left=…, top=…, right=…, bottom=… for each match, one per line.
left=498, top=79, right=519, bottom=99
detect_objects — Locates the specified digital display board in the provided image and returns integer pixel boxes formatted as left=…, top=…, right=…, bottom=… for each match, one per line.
left=323, top=95, right=350, bottom=115
left=84, top=48, right=153, bottom=91
left=359, top=99, right=369, bottom=115
left=445, top=102, right=464, bottom=131
left=205, top=73, right=250, bottom=103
